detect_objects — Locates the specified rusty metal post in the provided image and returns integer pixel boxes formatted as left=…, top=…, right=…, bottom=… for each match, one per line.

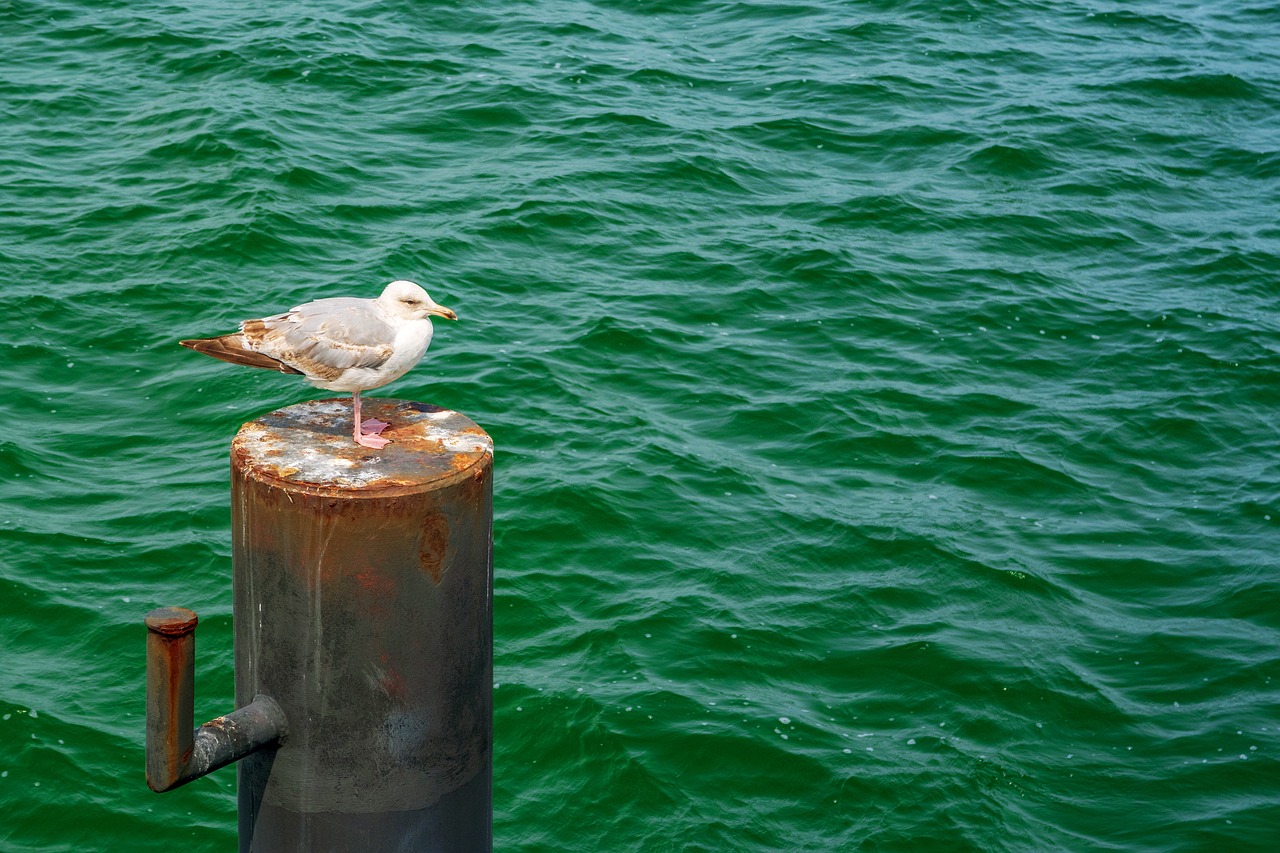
left=145, top=607, right=197, bottom=788
left=145, top=607, right=287, bottom=792
left=230, top=398, right=494, bottom=851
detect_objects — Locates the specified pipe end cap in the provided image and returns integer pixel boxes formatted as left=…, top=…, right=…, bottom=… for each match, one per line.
left=145, top=606, right=198, bottom=636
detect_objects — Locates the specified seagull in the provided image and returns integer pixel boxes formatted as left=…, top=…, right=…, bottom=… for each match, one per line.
left=180, top=280, right=457, bottom=449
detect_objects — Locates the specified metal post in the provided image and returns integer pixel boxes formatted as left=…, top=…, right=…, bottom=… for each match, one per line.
left=230, top=398, right=494, bottom=852
left=145, top=607, right=198, bottom=789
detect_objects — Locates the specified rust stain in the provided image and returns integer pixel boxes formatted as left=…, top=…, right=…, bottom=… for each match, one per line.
left=353, top=569, right=395, bottom=597
left=379, top=665, right=407, bottom=701
left=164, top=640, right=186, bottom=774
left=418, top=513, right=450, bottom=585
left=395, top=434, right=447, bottom=454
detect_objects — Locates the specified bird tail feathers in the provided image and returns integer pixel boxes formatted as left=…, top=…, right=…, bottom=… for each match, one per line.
left=179, top=334, right=303, bottom=375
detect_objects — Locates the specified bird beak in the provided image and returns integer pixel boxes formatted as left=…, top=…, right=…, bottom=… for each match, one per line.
left=429, top=304, right=458, bottom=321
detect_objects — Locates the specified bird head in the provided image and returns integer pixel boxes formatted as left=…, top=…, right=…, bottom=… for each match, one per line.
left=380, top=280, right=458, bottom=322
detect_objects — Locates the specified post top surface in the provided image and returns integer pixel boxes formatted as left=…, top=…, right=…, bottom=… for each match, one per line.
left=231, top=398, right=492, bottom=494
left=145, top=606, right=198, bottom=635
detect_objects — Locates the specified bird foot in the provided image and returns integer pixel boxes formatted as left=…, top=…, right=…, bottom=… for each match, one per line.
left=354, top=431, right=390, bottom=449
left=360, top=418, right=390, bottom=436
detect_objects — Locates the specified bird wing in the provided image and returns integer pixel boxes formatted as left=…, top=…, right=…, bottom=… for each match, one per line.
left=244, top=298, right=396, bottom=381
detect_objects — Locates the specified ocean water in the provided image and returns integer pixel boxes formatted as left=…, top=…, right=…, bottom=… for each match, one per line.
left=2, top=0, right=1278, bottom=850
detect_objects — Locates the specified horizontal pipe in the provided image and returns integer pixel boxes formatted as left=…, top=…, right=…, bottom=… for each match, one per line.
left=178, top=695, right=288, bottom=790
left=145, top=606, right=287, bottom=793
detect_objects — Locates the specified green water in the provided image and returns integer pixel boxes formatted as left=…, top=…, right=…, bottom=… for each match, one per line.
left=2, top=0, right=1278, bottom=850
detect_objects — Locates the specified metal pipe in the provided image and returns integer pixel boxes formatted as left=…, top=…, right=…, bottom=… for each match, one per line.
left=145, top=607, right=287, bottom=792
left=232, top=398, right=493, bottom=851
left=144, top=607, right=197, bottom=791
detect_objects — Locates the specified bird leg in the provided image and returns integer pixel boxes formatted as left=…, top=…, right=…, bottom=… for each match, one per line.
left=351, top=390, right=390, bottom=449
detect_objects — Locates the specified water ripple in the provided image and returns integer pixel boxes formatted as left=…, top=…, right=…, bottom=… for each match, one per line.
left=2, top=0, right=1278, bottom=850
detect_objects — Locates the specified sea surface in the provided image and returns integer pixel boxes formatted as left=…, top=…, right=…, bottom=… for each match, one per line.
left=1, top=0, right=1278, bottom=850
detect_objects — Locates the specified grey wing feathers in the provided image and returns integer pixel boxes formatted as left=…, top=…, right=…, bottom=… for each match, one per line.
left=248, top=299, right=395, bottom=375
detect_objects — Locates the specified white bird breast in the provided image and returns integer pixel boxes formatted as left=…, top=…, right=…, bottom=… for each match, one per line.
left=309, top=317, right=435, bottom=393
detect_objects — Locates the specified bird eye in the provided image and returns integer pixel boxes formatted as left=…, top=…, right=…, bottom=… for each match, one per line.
left=401, top=298, right=420, bottom=306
